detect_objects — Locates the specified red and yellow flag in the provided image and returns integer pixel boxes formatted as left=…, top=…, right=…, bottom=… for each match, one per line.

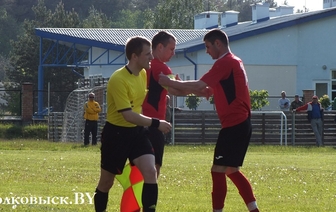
left=115, top=163, right=144, bottom=212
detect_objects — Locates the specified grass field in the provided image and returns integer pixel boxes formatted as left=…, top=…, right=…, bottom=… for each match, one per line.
left=0, top=140, right=335, bottom=211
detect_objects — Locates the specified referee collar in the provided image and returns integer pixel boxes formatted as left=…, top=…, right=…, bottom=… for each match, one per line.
left=125, top=66, right=133, bottom=75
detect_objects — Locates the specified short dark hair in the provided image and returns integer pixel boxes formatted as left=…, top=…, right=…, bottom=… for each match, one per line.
left=203, top=29, right=228, bottom=46
left=152, top=31, right=176, bottom=49
left=125, top=36, right=151, bottom=60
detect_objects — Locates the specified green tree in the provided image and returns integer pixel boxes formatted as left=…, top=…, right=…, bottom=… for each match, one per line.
left=0, top=7, right=21, bottom=56
left=0, top=0, right=37, bottom=22
left=0, top=82, right=21, bottom=116
left=0, top=55, right=11, bottom=81
left=151, top=0, right=206, bottom=29
left=111, top=9, right=143, bottom=28
left=5, top=0, right=82, bottom=112
left=185, top=94, right=202, bottom=110
left=249, top=89, right=269, bottom=110
left=82, top=6, right=112, bottom=28
left=142, top=8, right=155, bottom=29
left=130, top=0, right=158, bottom=11
left=93, top=0, right=133, bottom=20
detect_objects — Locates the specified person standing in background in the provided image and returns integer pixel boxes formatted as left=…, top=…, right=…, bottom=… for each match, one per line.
left=294, top=95, right=324, bottom=147
left=83, top=92, right=101, bottom=146
left=278, top=91, right=290, bottom=111
left=290, top=94, right=303, bottom=110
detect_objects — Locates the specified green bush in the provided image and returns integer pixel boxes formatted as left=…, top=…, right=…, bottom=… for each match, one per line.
left=249, top=89, right=270, bottom=110
left=319, top=94, right=331, bottom=109
left=185, top=94, right=202, bottom=110
left=22, top=124, right=48, bottom=139
left=4, top=124, right=22, bottom=139
left=0, top=124, right=48, bottom=140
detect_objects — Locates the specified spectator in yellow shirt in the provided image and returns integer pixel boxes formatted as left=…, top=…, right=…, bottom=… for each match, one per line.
left=83, top=92, right=101, bottom=145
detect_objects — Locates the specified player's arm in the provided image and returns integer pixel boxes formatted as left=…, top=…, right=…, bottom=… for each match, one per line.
left=167, top=85, right=213, bottom=98
left=167, top=87, right=190, bottom=96
left=121, top=110, right=171, bottom=133
left=293, top=104, right=308, bottom=112
left=159, top=73, right=208, bottom=96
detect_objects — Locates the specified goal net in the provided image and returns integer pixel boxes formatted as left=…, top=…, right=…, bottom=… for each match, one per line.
left=61, top=87, right=104, bottom=142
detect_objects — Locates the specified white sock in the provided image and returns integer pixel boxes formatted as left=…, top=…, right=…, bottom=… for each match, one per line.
left=247, top=201, right=258, bottom=211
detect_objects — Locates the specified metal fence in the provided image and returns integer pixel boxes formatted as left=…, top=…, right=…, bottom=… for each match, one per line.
left=0, top=89, right=21, bottom=116
left=33, top=90, right=73, bottom=114
left=47, top=110, right=336, bottom=146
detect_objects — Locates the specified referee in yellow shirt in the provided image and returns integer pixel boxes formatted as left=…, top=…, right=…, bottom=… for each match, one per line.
left=83, top=92, right=101, bottom=145
left=93, top=36, right=171, bottom=212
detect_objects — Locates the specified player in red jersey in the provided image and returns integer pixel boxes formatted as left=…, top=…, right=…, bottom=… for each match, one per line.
left=142, top=31, right=177, bottom=177
left=158, top=29, right=259, bottom=212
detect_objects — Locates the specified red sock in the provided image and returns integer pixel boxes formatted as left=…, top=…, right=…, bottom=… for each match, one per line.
left=227, top=171, right=256, bottom=205
left=211, top=171, right=227, bottom=210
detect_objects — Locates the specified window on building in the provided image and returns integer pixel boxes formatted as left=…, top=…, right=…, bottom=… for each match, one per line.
left=331, top=70, right=336, bottom=99
left=315, top=83, right=328, bottom=99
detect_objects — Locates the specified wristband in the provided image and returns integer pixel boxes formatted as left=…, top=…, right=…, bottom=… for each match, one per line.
left=150, top=118, right=160, bottom=128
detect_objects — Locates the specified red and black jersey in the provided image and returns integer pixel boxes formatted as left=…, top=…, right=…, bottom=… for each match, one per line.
left=201, top=52, right=251, bottom=128
left=143, top=58, right=173, bottom=120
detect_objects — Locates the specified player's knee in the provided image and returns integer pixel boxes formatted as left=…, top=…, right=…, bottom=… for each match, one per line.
left=142, top=166, right=157, bottom=182
left=211, top=164, right=226, bottom=173
left=97, top=178, right=114, bottom=192
left=225, top=167, right=240, bottom=175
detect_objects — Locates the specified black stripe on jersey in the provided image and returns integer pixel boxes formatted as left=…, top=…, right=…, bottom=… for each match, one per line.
left=118, top=108, right=132, bottom=113
left=146, top=72, right=164, bottom=111
left=219, top=69, right=236, bottom=105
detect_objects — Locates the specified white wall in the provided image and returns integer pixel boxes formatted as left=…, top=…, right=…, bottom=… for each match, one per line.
left=296, top=16, right=336, bottom=97
left=245, top=65, right=296, bottom=94
left=229, top=27, right=299, bottom=66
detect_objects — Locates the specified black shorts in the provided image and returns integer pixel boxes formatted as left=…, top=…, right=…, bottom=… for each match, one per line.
left=147, top=126, right=165, bottom=166
left=100, top=122, right=154, bottom=175
left=213, top=117, right=252, bottom=167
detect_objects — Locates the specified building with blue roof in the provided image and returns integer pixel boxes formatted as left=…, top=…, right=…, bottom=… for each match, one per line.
left=35, top=2, right=336, bottom=112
